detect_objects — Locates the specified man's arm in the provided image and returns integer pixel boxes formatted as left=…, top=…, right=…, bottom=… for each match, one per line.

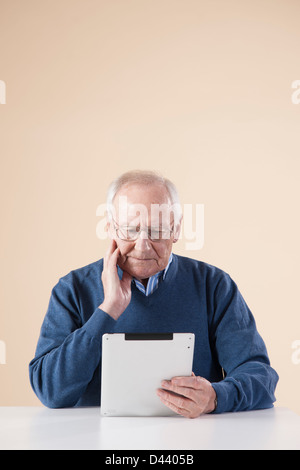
left=210, top=273, right=279, bottom=413
left=157, top=271, right=278, bottom=417
left=29, top=276, right=116, bottom=408
left=29, top=241, right=132, bottom=408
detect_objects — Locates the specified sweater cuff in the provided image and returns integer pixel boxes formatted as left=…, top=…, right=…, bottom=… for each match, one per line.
left=211, top=380, right=236, bottom=414
left=81, top=308, right=117, bottom=341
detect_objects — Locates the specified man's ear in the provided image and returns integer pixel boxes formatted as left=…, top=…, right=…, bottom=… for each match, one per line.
left=172, top=216, right=182, bottom=243
left=106, top=218, right=114, bottom=240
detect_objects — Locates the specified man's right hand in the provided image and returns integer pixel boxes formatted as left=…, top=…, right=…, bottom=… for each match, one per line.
left=98, top=239, right=133, bottom=320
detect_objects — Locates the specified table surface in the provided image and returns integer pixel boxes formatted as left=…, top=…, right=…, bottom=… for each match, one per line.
left=0, top=406, right=300, bottom=450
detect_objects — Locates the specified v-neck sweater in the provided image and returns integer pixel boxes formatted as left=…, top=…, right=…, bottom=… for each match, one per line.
left=29, top=254, right=278, bottom=412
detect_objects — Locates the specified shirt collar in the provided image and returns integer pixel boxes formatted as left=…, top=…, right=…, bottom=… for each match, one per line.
left=132, top=253, right=173, bottom=296
left=162, top=252, right=173, bottom=280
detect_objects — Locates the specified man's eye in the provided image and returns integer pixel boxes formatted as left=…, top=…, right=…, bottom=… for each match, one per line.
left=150, top=230, right=161, bottom=238
left=122, top=227, right=139, bottom=239
left=127, top=227, right=138, bottom=235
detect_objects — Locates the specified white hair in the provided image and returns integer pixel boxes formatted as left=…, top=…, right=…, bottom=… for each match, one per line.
left=106, top=170, right=182, bottom=226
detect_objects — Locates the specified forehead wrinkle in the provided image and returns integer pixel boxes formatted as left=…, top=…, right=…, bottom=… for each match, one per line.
left=112, top=185, right=175, bottom=229
left=118, top=212, right=174, bottom=229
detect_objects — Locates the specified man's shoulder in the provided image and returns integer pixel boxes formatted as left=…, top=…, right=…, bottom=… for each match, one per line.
left=174, top=254, right=232, bottom=283
left=57, top=258, right=104, bottom=288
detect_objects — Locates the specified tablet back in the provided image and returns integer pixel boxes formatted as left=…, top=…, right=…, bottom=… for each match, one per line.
left=100, top=333, right=195, bottom=416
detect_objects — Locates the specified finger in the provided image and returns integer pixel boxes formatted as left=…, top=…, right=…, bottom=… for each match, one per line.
left=158, top=388, right=207, bottom=419
left=107, top=245, right=120, bottom=271
left=169, top=375, right=205, bottom=390
left=161, top=381, right=197, bottom=402
left=156, top=389, right=192, bottom=416
left=158, top=396, right=188, bottom=417
left=104, top=239, right=117, bottom=269
left=107, top=239, right=117, bottom=257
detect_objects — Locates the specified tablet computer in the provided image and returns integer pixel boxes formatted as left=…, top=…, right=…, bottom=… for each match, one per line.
left=100, top=332, right=195, bottom=417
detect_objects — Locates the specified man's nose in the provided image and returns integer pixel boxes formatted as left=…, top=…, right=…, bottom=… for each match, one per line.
left=134, top=230, right=152, bottom=250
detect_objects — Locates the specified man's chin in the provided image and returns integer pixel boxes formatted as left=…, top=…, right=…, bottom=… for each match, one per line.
left=118, top=257, right=158, bottom=280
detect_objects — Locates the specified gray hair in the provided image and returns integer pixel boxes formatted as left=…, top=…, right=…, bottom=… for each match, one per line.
left=106, top=170, right=182, bottom=226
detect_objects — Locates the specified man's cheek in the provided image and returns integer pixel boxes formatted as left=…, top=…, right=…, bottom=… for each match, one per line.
left=117, top=249, right=130, bottom=266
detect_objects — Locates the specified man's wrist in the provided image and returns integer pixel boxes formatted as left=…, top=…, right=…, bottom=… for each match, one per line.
left=207, top=386, right=217, bottom=413
left=98, top=302, right=121, bottom=321
left=210, top=386, right=218, bottom=413
left=213, top=395, right=218, bottom=412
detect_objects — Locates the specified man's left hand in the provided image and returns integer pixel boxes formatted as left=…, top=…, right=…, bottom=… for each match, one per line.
left=156, top=374, right=217, bottom=418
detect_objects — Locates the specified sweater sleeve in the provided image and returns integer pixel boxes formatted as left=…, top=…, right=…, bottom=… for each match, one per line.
left=29, top=276, right=116, bottom=408
left=210, top=273, right=279, bottom=413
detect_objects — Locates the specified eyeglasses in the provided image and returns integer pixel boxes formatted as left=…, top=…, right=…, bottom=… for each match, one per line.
left=112, top=219, right=174, bottom=242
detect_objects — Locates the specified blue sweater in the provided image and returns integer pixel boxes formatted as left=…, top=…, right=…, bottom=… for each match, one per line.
left=29, top=254, right=278, bottom=412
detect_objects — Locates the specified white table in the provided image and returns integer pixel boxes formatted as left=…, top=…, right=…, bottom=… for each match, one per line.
left=0, top=407, right=299, bottom=450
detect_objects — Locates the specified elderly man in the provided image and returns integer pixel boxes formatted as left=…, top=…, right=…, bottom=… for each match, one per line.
left=29, top=170, right=278, bottom=417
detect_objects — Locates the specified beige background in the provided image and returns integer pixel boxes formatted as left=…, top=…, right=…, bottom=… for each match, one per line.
left=0, top=0, right=300, bottom=414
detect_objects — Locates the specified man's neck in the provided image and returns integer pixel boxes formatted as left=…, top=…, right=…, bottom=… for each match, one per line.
left=140, top=278, right=148, bottom=288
